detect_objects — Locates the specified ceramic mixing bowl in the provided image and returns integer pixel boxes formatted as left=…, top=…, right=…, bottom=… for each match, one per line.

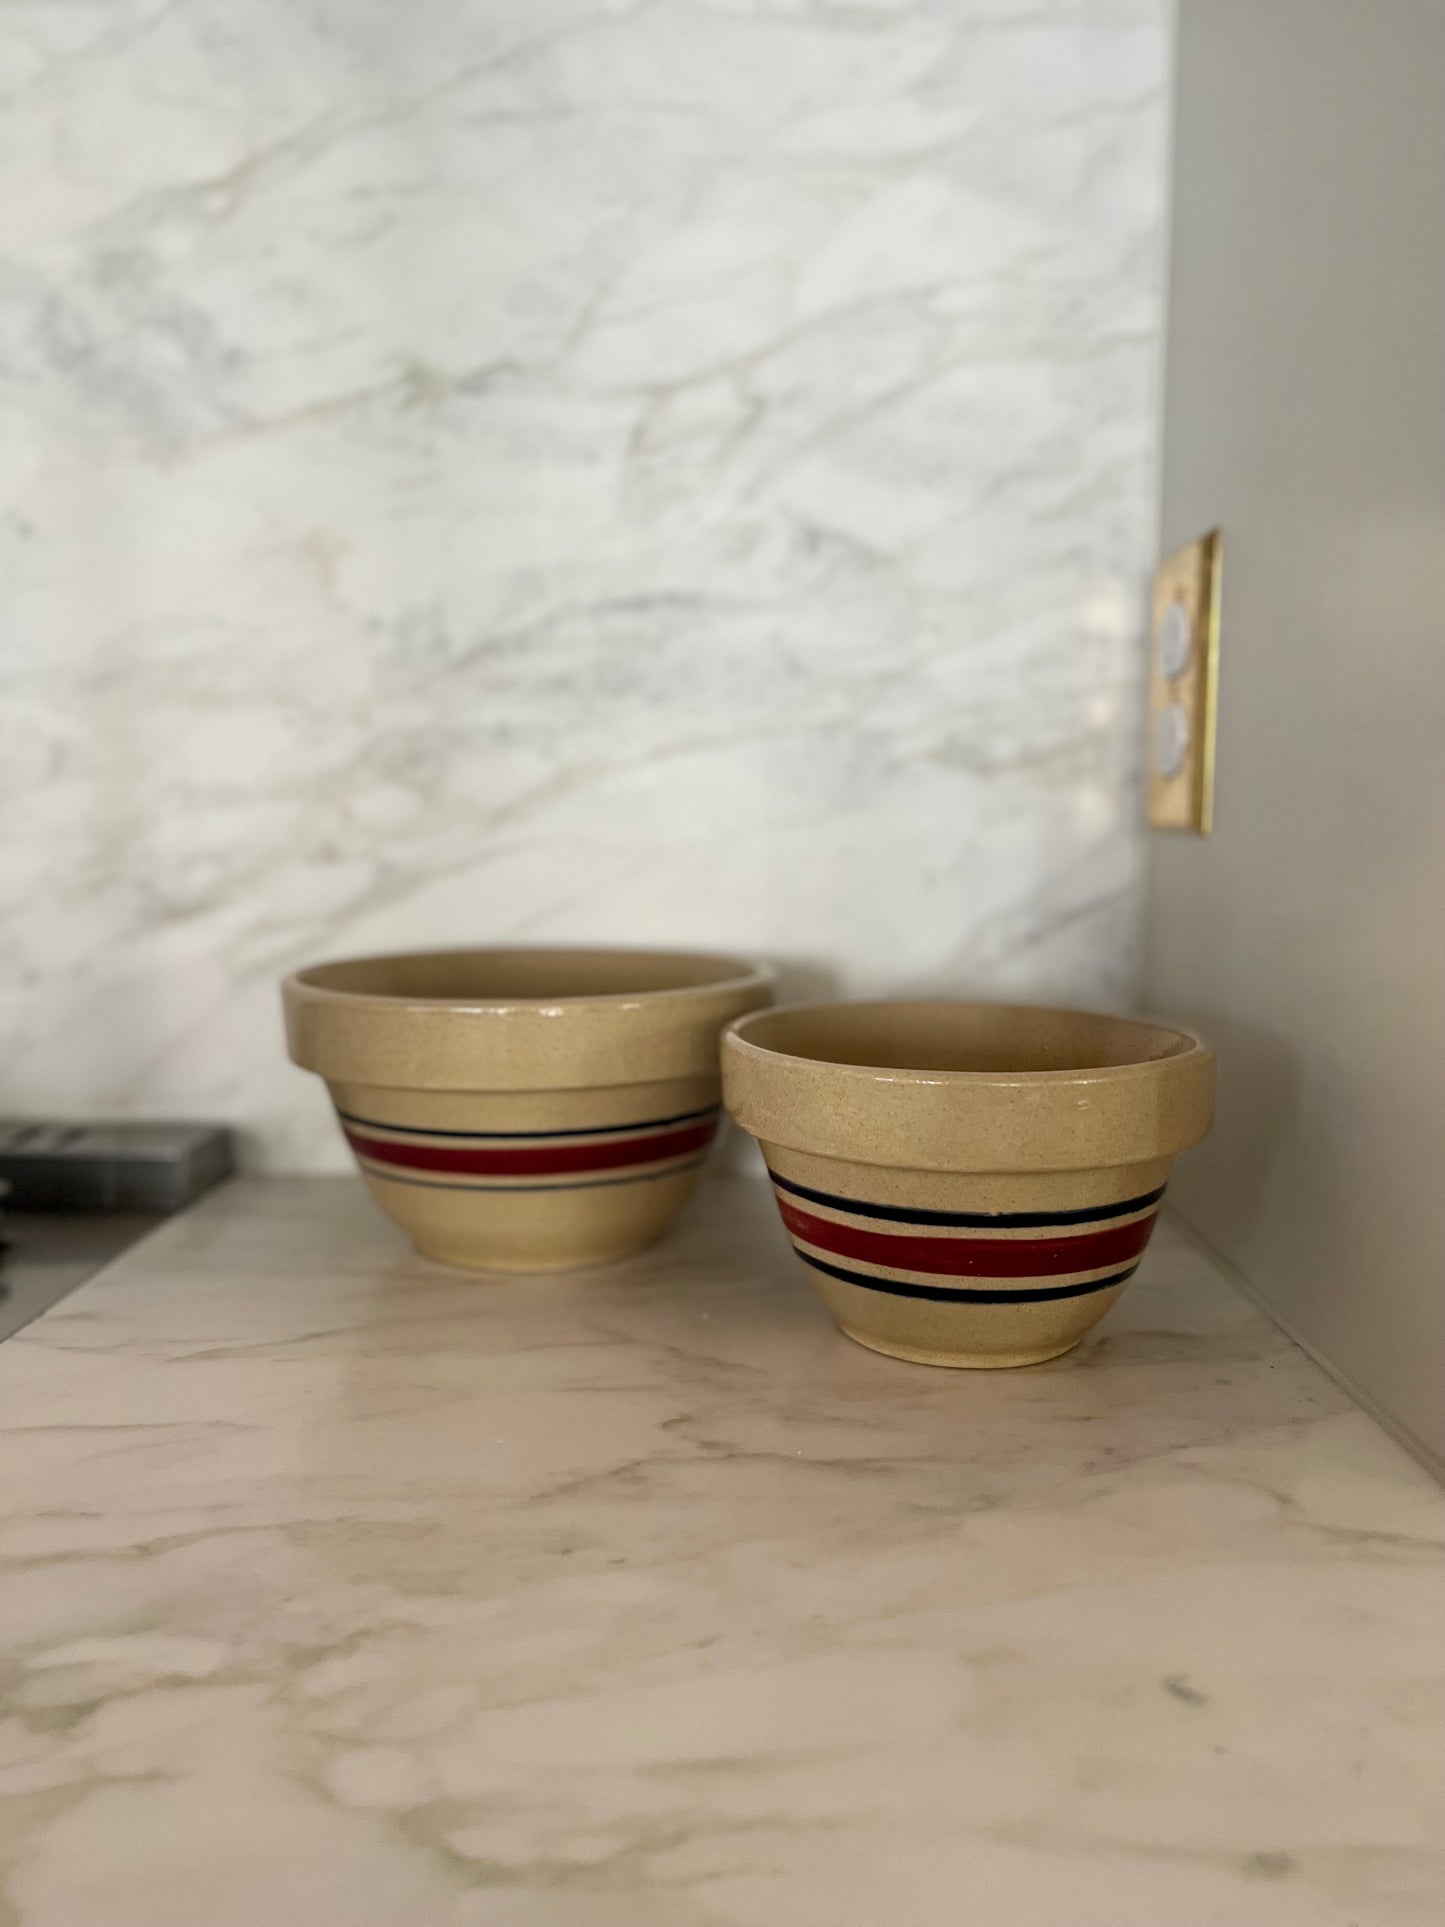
left=724, top=1000, right=1214, bottom=1368
left=284, top=946, right=772, bottom=1272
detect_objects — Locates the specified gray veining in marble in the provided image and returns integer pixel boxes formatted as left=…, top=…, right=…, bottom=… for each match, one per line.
left=0, top=1, right=1169, bottom=1168
left=1, top=1174, right=1442, bottom=1924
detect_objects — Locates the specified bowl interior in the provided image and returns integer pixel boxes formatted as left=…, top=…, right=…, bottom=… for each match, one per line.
left=732, top=1001, right=1196, bottom=1076
left=294, top=946, right=761, bottom=1005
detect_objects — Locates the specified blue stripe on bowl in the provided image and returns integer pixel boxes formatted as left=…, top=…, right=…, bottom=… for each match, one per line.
left=768, top=1170, right=1166, bottom=1230
left=794, top=1249, right=1141, bottom=1304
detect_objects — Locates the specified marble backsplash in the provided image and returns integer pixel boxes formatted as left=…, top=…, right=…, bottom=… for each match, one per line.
left=0, top=0, right=1168, bottom=1170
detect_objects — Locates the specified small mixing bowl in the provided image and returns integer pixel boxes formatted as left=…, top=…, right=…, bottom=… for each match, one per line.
left=723, top=999, right=1214, bottom=1367
left=284, top=946, right=773, bottom=1272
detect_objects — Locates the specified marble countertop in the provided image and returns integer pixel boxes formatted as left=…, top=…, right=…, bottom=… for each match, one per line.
left=1, top=1175, right=1442, bottom=1927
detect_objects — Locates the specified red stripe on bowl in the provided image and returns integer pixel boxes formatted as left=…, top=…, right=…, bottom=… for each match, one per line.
left=776, top=1198, right=1156, bottom=1279
left=347, top=1116, right=718, bottom=1178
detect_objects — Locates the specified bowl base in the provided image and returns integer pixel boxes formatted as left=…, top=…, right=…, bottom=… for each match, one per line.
left=837, top=1323, right=1083, bottom=1371
left=411, top=1229, right=667, bottom=1276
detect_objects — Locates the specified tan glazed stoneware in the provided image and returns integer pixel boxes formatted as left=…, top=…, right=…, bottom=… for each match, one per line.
left=283, top=947, right=773, bottom=1272
left=724, top=1000, right=1215, bottom=1368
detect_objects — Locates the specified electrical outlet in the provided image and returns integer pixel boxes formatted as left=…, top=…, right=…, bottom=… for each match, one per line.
left=1146, top=529, right=1222, bottom=833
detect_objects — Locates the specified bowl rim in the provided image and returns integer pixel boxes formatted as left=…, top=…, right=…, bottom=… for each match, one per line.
left=724, top=997, right=1208, bottom=1086
left=723, top=997, right=1215, bottom=1170
left=284, top=944, right=773, bottom=1013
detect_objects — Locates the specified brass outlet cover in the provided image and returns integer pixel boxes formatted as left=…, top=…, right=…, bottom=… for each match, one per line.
left=1146, top=529, right=1222, bottom=833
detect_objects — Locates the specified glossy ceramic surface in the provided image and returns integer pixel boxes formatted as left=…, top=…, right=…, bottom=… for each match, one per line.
left=284, top=947, right=772, bottom=1271
left=724, top=1000, right=1215, bottom=1367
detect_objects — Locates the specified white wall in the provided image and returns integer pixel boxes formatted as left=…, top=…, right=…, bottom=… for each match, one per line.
left=1148, top=0, right=1445, bottom=1472
left=1, top=0, right=1168, bottom=1169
